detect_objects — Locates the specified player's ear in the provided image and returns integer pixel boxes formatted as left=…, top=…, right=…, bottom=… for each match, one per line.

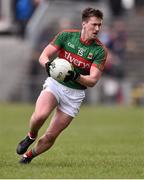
left=82, top=21, right=86, bottom=29
left=82, top=21, right=86, bottom=27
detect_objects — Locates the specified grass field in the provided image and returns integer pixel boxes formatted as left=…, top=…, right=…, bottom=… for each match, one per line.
left=0, top=103, right=143, bottom=179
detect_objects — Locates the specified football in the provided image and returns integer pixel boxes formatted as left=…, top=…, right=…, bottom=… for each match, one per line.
left=49, top=58, right=74, bottom=82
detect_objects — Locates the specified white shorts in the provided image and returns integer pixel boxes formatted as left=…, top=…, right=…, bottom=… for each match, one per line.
left=42, top=77, right=85, bottom=117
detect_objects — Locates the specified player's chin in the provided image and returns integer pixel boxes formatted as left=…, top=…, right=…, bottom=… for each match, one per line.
left=92, top=33, right=97, bottom=38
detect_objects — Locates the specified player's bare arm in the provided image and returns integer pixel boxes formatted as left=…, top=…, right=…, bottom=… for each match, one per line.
left=39, top=44, right=58, bottom=67
left=77, top=66, right=102, bottom=87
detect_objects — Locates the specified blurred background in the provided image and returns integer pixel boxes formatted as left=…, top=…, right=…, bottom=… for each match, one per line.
left=0, top=0, right=144, bottom=106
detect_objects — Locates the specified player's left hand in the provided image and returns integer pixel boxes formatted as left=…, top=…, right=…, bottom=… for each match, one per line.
left=45, top=61, right=52, bottom=76
left=64, top=70, right=80, bottom=82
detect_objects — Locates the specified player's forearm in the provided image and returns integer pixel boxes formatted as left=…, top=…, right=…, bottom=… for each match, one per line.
left=76, top=66, right=102, bottom=87
left=39, top=44, right=58, bottom=67
left=77, top=75, right=99, bottom=87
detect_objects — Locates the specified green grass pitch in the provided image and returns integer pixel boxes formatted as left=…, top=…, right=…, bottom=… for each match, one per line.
left=0, top=103, right=143, bottom=178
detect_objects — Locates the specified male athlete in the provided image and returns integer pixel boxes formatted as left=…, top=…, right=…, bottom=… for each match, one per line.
left=16, top=7, right=108, bottom=164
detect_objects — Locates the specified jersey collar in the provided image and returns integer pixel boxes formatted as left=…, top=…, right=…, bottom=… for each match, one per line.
left=80, top=32, right=94, bottom=45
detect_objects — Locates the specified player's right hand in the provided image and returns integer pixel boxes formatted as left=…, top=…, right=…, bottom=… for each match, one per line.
left=45, top=61, right=52, bottom=76
left=64, top=70, right=80, bottom=82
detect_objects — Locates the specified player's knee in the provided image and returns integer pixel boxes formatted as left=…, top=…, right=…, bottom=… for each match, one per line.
left=34, top=111, right=48, bottom=122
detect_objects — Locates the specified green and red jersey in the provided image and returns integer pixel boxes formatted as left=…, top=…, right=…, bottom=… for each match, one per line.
left=51, top=29, right=108, bottom=90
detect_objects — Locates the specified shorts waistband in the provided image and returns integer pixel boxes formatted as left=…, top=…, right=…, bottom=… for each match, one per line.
left=49, top=77, right=85, bottom=93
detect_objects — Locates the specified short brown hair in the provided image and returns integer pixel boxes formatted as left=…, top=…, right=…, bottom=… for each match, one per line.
left=82, top=7, right=103, bottom=22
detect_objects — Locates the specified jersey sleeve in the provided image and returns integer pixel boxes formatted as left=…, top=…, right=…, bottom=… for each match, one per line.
left=50, top=31, right=67, bottom=49
left=92, top=47, right=108, bottom=71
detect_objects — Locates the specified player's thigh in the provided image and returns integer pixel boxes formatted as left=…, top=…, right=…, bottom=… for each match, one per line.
left=34, top=90, right=58, bottom=119
left=46, top=108, right=73, bottom=136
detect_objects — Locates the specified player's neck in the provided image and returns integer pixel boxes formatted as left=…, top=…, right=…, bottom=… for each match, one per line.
left=80, top=29, right=94, bottom=45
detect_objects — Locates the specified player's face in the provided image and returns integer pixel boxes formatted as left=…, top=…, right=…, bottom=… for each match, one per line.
left=82, top=16, right=102, bottom=40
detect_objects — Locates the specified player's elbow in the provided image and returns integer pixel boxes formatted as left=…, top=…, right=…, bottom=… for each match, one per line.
left=88, top=79, right=97, bottom=87
left=89, top=83, right=95, bottom=87
left=89, top=83, right=96, bottom=87
left=39, top=53, right=48, bottom=67
left=39, top=53, right=42, bottom=61
left=39, top=56, right=42, bottom=64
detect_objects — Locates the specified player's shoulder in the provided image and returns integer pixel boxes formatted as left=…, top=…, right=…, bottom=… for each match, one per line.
left=59, top=29, right=80, bottom=36
left=94, top=37, right=108, bottom=54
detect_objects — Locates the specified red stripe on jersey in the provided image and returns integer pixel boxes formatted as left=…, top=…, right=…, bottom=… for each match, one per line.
left=51, top=43, right=60, bottom=50
left=58, top=49, right=92, bottom=72
left=92, top=63, right=102, bottom=71
left=93, top=38, right=108, bottom=71
left=92, top=60, right=105, bottom=71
